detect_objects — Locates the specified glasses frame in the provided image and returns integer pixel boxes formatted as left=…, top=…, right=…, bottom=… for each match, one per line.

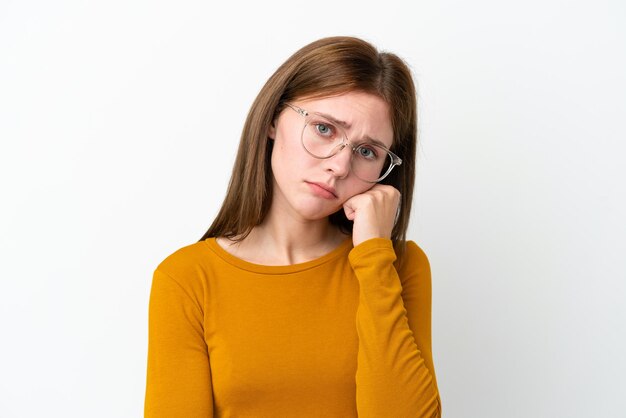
left=285, top=103, right=402, bottom=183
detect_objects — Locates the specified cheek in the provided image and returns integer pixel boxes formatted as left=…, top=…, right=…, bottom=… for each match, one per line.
left=272, top=135, right=318, bottom=174
left=270, top=146, right=288, bottom=182
left=340, top=181, right=375, bottom=202
left=270, top=137, right=311, bottom=182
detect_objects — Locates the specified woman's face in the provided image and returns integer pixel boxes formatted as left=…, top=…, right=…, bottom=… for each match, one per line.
left=268, top=91, right=394, bottom=222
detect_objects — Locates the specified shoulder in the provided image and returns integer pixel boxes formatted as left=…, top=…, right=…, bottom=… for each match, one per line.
left=156, top=240, right=210, bottom=274
left=405, top=240, right=430, bottom=269
left=152, top=240, right=214, bottom=298
left=396, top=240, right=432, bottom=289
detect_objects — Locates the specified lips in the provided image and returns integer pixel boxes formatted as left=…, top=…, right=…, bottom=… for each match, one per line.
left=306, top=181, right=338, bottom=198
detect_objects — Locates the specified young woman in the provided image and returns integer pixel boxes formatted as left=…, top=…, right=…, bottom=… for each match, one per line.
left=145, top=36, right=441, bottom=417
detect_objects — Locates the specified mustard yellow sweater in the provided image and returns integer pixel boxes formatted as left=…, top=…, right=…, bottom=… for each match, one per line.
left=145, top=237, right=441, bottom=417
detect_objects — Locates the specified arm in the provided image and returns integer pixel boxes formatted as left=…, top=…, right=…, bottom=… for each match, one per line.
left=144, top=269, right=214, bottom=417
left=349, top=238, right=441, bottom=418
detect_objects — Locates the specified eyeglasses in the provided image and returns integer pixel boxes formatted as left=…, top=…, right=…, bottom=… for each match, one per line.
left=285, top=103, right=402, bottom=183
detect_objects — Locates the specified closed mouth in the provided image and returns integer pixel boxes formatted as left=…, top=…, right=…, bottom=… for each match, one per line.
left=307, top=181, right=338, bottom=198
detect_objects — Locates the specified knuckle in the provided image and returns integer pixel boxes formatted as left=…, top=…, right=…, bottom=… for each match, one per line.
left=364, top=194, right=376, bottom=204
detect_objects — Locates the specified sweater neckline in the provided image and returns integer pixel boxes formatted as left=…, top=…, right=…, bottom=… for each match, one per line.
left=204, top=236, right=354, bottom=274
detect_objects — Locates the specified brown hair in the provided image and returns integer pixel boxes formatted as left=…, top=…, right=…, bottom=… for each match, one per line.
left=199, top=36, right=418, bottom=265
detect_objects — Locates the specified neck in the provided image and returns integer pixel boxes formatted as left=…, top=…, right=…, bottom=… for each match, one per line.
left=223, top=199, right=348, bottom=265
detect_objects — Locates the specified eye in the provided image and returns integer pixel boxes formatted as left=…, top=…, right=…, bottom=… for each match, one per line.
left=357, top=145, right=378, bottom=160
left=314, top=123, right=334, bottom=137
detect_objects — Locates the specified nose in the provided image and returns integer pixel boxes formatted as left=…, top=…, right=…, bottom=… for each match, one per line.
left=323, top=144, right=352, bottom=179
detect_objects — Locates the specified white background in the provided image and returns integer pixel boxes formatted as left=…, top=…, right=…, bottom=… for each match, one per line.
left=1, top=0, right=625, bottom=417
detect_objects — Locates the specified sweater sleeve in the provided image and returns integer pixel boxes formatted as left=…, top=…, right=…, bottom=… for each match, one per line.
left=144, top=269, right=214, bottom=417
left=349, top=238, right=441, bottom=418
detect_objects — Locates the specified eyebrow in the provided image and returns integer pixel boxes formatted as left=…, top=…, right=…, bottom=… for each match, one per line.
left=314, top=111, right=392, bottom=149
left=361, top=136, right=391, bottom=149
left=316, top=112, right=352, bottom=129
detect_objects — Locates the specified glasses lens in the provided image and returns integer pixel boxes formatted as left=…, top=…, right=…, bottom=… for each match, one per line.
left=352, top=144, right=394, bottom=182
left=302, top=116, right=344, bottom=158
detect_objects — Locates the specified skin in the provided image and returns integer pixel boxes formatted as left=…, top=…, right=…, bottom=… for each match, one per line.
left=217, top=91, right=401, bottom=265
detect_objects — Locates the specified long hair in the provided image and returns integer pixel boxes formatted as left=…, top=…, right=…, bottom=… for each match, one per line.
left=199, top=36, right=418, bottom=265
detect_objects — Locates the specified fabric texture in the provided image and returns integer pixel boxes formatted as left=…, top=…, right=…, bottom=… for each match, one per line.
left=145, top=236, right=441, bottom=417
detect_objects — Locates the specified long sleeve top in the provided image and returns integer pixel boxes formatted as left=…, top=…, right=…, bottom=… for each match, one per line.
left=144, top=236, right=441, bottom=417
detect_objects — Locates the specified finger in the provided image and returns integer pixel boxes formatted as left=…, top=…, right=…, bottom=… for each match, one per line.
left=343, top=205, right=356, bottom=221
left=393, top=198, right=401, bottom=226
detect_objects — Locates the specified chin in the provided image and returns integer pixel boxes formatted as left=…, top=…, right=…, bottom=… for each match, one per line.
left=296, top=203, right=340, bottom=220
left=301, top=209, right=335, bottom=221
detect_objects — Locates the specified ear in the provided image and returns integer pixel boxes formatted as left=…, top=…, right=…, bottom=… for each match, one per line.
left=267, top=121, right=276, bottom=140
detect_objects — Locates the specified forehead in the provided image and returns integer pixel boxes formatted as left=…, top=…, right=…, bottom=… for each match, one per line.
left=295, top=92, right=394, bottom=148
